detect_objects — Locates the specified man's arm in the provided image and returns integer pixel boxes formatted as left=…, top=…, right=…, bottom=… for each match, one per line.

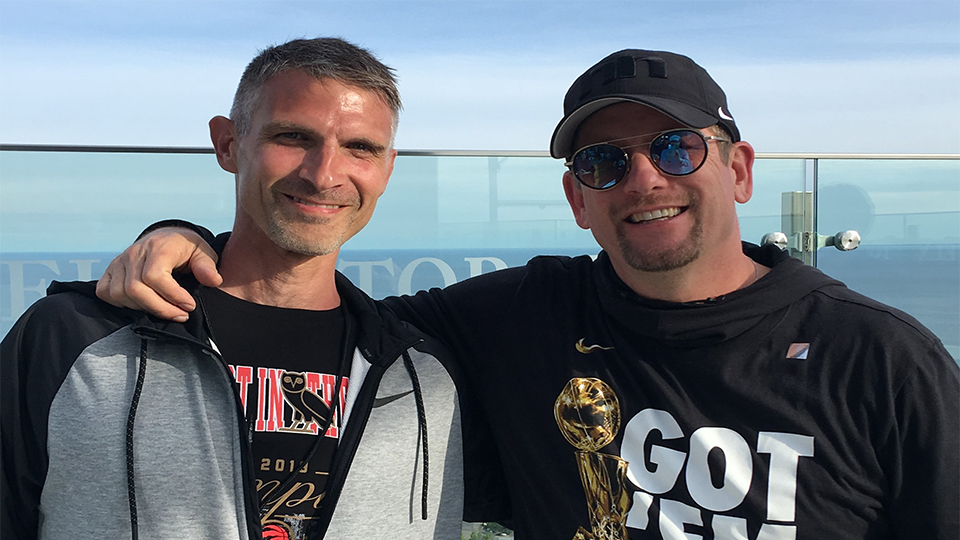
left=382, top=277, right=524, bottom=527
left=885, top=342, right=960, bottom=537
left=383, top=266, right=526, bottom=363
left=96, top=225, right=222, bottom=321
left=1, top=290, right=135, bottom=538
left=0, top=316, right=40, bottom=538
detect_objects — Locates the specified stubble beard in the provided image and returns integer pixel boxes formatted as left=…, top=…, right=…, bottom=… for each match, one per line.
left=614, top=194, right=703, bottom=273
left=263, top=182, right=360, bottom=257
left=266, top=214, right=348, bottom=257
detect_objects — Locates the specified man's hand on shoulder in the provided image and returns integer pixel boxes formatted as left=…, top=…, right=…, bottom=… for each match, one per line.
left=96, top=227, right=222, bottom=322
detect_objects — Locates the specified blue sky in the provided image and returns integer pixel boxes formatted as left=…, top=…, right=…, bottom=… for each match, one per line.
left=1, top=0, right=958, bottom=153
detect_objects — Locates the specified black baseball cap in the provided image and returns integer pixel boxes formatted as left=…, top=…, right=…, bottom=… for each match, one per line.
left=550, top=49, right=740, bottom=159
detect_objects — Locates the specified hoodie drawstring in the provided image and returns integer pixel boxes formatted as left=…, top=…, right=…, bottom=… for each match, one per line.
left=401, top=351, right=428, bottom=520
left=125, top=338, right=149, bottom=540
left=121, top=338, right=431, bottom=532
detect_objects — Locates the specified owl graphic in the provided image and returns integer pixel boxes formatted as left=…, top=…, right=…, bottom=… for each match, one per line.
left=279, top=371, right=331, bottom=433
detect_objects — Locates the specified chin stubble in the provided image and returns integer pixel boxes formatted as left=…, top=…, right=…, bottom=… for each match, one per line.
left=266, top=211, right=352, bottom=257
left=615, top=194, right=703, bottom=273
left=618, top=221, right=702, bottom=272
left=265, top=185, right=360, bottom=256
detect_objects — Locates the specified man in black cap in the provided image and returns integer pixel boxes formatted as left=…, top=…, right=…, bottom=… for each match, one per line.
left=97, top=49, right=959, bottom=539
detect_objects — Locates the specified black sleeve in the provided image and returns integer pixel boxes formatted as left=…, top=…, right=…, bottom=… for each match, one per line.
left=382, top=266, right=527, bottom=369
left=405, top=334, right=514, bottom=526
left=136, top=219, right=217, bottom=245
left=1, top=291, right=131, bottom=538
left=383, top=268, right=531, bottom=526
left=882, top=340, right=960, bottom=538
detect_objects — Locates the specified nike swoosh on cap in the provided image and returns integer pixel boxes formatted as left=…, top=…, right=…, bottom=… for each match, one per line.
left=718, top=106, right=734, bottom=121
left=372, top=389, right=415, bottom=408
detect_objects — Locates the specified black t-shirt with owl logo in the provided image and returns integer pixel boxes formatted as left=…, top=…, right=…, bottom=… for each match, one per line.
left=199, top=287, right=351, bottom=540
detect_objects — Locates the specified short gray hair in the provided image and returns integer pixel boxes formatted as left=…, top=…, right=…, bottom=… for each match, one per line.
left=230, top=38, right=401, bottom=140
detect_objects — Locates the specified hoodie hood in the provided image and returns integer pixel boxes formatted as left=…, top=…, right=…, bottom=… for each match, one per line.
left=206, top=231, right=422, bottom=364
left=48, top=231, right=421, bottom=361
left=595, top=243, right=845, bottom=347
left=48, top=272, right=214, bottom=346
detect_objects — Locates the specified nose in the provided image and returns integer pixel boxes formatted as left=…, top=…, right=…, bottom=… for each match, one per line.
left=619, top=149, right=669, bottom=194
left=299, top=142, right=344, bottom=190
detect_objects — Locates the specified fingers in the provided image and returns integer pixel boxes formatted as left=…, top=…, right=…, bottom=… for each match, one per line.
left=95, top=227, right=215, bottom=322
left=97, top=259, right=129, bottom=308
left=138, top=249, right=194, bottom=323
left=97, top=247, right=140, bottom=310
left=189, top=239, right=223, bottom=288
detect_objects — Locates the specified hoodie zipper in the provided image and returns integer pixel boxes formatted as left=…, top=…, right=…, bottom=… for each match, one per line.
left=312, top=335, right=424, bottom=537
left=134, top=285, right=428, bottom=538
left=130, top=323, right=262, bottom=539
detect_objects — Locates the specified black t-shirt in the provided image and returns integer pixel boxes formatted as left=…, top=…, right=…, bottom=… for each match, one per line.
left=384, top=249, right=960, bottom=539
left=200, top=287, right=351, bottom=539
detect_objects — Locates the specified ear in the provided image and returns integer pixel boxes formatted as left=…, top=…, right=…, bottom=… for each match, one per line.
left=729, top=141, right=755, bottom=204
left=562, top=171, right=591, bottom=230
left=209, top=116, right=239, bottom=174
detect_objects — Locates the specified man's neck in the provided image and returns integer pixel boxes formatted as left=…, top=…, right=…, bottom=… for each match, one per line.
left=215, top=232, right=341, bottom=311
left=612, top=244, right=768, bottom=303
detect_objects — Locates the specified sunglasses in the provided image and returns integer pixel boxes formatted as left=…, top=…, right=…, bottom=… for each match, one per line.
left=565, top=129, right=731, bottom=190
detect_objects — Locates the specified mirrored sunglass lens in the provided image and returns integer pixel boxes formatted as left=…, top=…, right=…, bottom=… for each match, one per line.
left=573, top=144, right=628, bottom=189
left=650, top=130, right=707, bottom=175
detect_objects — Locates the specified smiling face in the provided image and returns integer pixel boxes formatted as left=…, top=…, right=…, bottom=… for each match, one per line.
left=563, top=102, right=753, bottom=278
left=211, top=69, right=396, bottom=258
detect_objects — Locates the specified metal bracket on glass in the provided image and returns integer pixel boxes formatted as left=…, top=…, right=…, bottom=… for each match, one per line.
left=762, top=190, right=862, bottom=265
left=819, top=230, right=860, bottom=251
left=761, top=230, right=860, bottom=256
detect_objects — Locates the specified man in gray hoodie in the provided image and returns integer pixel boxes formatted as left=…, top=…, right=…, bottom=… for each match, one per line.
left=1, top=37, right=489, bottom=540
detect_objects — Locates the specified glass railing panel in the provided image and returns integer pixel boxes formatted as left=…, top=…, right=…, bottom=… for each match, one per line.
left=0, top=150, right=236, bottom=252
left=0, top=149, right=230, bottom=336
left=738, top=158, right=809, bottom=246
left=340, top=154, right=593, bottom=299
left=2, top=148, right=957, bottom=360
left=815, top=158, right=960, bottom=359
left=349, top=154, right=588, bottom=251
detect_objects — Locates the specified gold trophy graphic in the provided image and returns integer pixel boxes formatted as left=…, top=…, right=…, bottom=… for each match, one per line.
left=555, top=378, right=632, bottom=540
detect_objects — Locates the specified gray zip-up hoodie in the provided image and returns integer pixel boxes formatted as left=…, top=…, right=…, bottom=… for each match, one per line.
left=1, top=262, right=482, bottom=539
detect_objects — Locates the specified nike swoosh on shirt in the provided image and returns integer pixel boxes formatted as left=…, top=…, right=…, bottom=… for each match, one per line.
left=373, top=389, right=415, bottom=408
left=575, top=338, right=615, bottom=354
